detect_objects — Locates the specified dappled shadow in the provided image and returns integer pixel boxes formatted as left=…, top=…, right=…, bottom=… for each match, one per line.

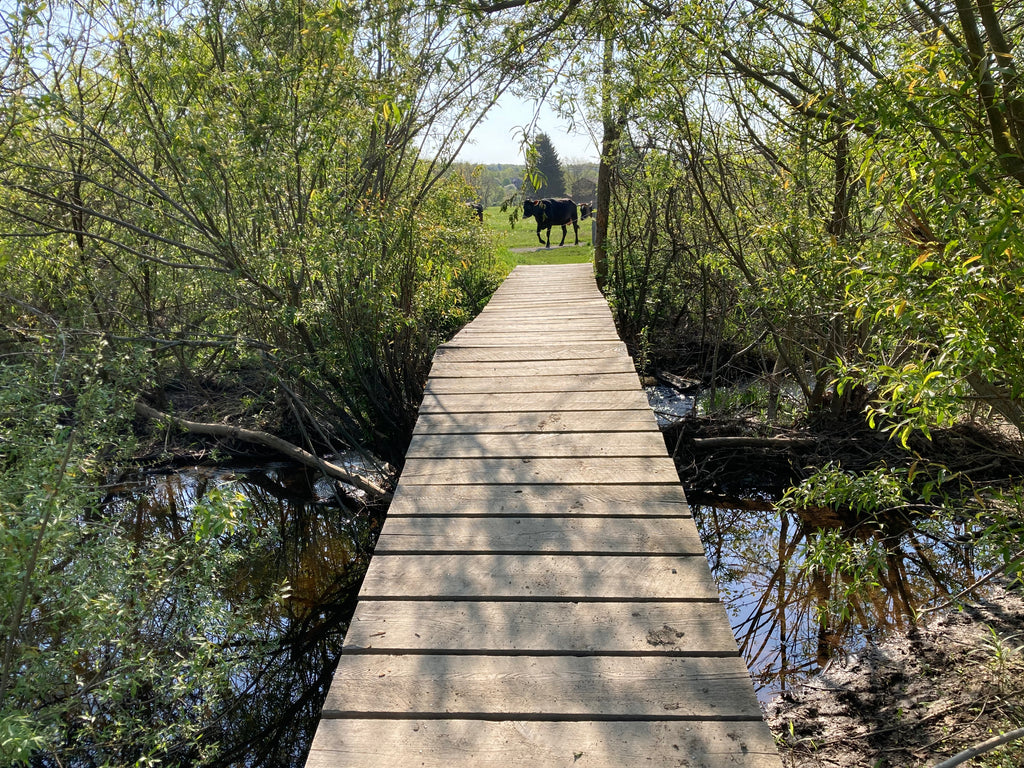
left=307, top=264, right=780, bottom=766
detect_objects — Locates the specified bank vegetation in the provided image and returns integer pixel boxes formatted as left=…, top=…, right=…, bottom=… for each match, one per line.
left=3, top=0, right=1024, bottom=766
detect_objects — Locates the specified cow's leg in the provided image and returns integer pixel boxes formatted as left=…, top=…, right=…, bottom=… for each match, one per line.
left=536, top=223, right=546, bottom=245
left=571, top=219, right=579, bottom=245
left=558, top=224, right=568, bottom=246
left=545, top=226, right=552, bottom=248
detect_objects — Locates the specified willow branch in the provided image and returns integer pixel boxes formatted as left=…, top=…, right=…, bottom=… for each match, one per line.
left=134, top=402, right=392, bottom=501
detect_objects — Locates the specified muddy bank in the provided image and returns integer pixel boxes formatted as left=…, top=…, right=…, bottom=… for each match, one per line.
left=765, top=583, right=1024, bottom=767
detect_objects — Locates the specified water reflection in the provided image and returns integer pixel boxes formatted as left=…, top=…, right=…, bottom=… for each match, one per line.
left=645, top=385, right=696, bottom=426
left=97, top=463, right=384, bottom=767
left=691, top=497, right=987, bottom=702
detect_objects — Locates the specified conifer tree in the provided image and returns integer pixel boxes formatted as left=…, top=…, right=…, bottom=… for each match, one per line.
left=529, top=133, right=566, bottom=197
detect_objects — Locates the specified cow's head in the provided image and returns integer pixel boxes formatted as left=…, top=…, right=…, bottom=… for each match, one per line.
left=523, top=199, right=545, bottom=219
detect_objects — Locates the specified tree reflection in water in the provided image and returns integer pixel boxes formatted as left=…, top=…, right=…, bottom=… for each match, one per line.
left=691, top=497, right=987, bottom=702
left=76, top=463, right=999, bottom=762
left=100, top=463, right=384, bottom=768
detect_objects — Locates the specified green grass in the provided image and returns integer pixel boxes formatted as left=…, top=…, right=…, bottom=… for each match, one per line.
left=483, top=205, right=594, bottom=267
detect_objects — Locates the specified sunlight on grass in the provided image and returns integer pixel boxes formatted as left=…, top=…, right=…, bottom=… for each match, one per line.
left=483, top=205, right=594, bottom=267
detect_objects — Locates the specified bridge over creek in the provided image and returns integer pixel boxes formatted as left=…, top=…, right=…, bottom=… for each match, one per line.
left=304, top=263, right=783, bottom=767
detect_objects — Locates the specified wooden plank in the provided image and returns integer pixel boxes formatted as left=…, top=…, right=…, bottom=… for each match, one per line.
left=373, top=516, right=705, bottom=554
left=449, top=333, right=622, bottom=345
left=481, top=293, right=602, bottom=302
left=397, top=456, right=681, bottom=485
left=412, top=410, right=660, bottom=434
left=418, top=391, right=650, bottom=413
left=320, top=655, right=763, bottom=719
left=359, top=554, right=719, bottom=600
left=446, top=339, right=624, bottom=349
left=306, top=719, right=783, bottom=768
left=479, top=303, right=610, bottom=315
left=477, top=310, right=609, bottom=320
left=450, top=331, right=619, bottom=343
left=473, top=309, right=613, bottom=321
left=428, top=358, right=636, bottom=378
left=494, top=285, right=597, bottom=294
left=433, top=343, right=628, bottom=363
left=503, top=265, right=593, bottom=278
left=343, top=600, right=738, bottom=654
left=460, top=319, right=614, bottom=329
left=385, top=484, right=691, bottom=517
left=424, top=373, right=640, bottom=395
left=405, top=431, right=666, bottom=458
left=491, top=285, right=600, bottom=294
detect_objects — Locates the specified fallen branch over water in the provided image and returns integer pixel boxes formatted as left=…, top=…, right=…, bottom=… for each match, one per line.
left=920, top=548, right=1024, bottom=615
left=134, top=401, right=392, bottom=501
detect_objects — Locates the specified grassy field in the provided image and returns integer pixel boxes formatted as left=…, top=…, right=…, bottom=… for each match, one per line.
left=483, top=205, right=594, bottom=266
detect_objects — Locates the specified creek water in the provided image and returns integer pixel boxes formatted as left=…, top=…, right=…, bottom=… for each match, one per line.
left=691, top=497, right=990, bottom=702
left=646, top=384, right=696, bottom=426
left=105, top=438, right=995, bottom=763
left=104, top=461, right=384, bottom=767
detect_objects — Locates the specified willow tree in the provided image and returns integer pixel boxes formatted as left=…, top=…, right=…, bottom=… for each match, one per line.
left=663, top=0, right=1024, bottom=433
left=0, top=0, right=565, bottom=763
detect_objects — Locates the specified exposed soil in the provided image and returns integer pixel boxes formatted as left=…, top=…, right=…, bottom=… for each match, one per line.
left=765, top=583, right=1024, bottom=767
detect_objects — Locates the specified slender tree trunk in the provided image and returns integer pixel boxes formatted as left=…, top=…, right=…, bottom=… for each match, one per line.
left=594, top=17, right=615, bottom=290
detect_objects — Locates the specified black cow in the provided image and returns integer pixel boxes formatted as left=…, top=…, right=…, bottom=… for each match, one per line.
left=466, top=202, right=483, bottom=222
left=523, top=197, right=579, bottom=248
left=579, top=202, right=594, bottom=220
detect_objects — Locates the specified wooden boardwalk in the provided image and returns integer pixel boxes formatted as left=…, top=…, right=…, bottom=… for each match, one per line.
left=305, top=264, right=782, bottom=767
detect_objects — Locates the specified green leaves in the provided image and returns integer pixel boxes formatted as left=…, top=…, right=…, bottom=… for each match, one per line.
left=779, top=462, right=909, bottom=519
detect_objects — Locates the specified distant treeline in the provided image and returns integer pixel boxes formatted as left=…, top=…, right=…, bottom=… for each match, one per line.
left=453, top=163, right=599, bottom=207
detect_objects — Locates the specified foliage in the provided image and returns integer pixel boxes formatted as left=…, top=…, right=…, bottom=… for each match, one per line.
left=0, top=0, right=520, bottom=464
left=0, top=334, right=260, bottom=765
left=778, top=463, right=909, bottom=521
left=0, top=0, right=548, bottom=763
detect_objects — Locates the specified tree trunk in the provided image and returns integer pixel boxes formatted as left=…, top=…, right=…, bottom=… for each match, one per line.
left=594, top=17, right=615, bottom=290
left=966, top=373, right=1024, bottom=434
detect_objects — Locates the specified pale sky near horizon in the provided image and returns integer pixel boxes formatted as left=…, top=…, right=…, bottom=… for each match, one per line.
left=455, top=96, right=600, bottom=166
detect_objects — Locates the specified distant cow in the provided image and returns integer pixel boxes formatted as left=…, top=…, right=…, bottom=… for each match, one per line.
left=579, top=202, right=594, bottom=220
left=466, top=202, right=483, bottom=222
left=523, top=198, right=579, bottom=248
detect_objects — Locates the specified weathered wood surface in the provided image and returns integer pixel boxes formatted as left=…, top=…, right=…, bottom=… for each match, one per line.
left=412, top=410, right=659, bottom=434
left=431, top=342, right=628, bottom=363
left=343, top=600, right=738, bottom=653
left=405, top=431, right=667, bottom=458
left=385, top=483, right=692, bottom=517
left=305, top=264, right=781, bottom=768
left=423, top=371, right=640, bottom=393
left=359, top=554, right=720, bottom=600
left=419, top=390, right=651, bottom=412
left=306, top=720, right=782, bottom=768
left=428, top=357, right=637, bottom=377
left=373, top=516, right=704, bottom=553
left=321, top=655, right=763, bottom=718
left=397, top=456, right=682, bottom=485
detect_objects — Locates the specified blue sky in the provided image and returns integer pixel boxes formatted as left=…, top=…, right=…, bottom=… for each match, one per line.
left=456, top=96, right=600, bottom=166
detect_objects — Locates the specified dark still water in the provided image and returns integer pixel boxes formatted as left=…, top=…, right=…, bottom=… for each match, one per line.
left=691, top=496, right=992, bottom=702
left=96, top=460, right=1000, bottom=765
left=101, top=463, right=385, bottom=767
